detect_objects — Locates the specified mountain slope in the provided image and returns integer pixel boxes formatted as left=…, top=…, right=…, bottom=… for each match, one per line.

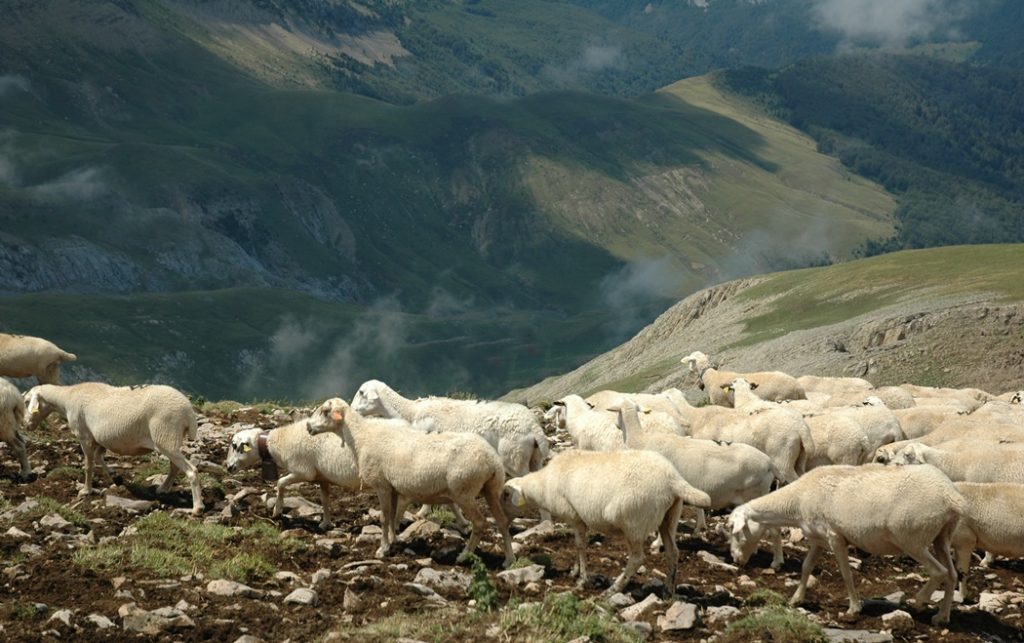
left=506, top=244, right=1024, bottom=403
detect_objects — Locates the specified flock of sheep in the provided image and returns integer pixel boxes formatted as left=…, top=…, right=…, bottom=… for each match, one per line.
left=3, top=332, right=1024, bottom=628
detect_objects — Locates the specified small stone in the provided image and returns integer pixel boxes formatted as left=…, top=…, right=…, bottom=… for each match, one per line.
left=403, top=582, right=447, bottom=603
left=697, top=550, right=738, bottom=572
left=311, top=568, right=332, bottom=588
left=413, top=568, right=472, bottom=596
left=233, top=636, right=265, bottom=643
left=620, top=621, right=652, bottom=639
left=283, top=588, right=319, bottom=606
left=883, top=591, right=905, bottom=605
left=39, top=513, right=73, bottom=531
left=496, top=564, right=545, bottom=589
left=274, top=571, right=302, bottom=584
left=121, top=605, right=195, bottom=635
left=822, top=628, right=894, bottom=643
left=175, top=600, right=193, bottom=612
left=705, top=605, right=741, bottom=625
left=5, top=526, right=31, bottom=540
left=105, top=494, right=155, bottom=512
left=86, top=613, right=115, bottom=629
left=657, top=601, right=698, bottom=631
left=315, top=538, right=347, bottom=556
left=207, top=579, right=262, bottom=598
left=929, top=589, right=963, bottom=604
left=880, top=610, right=914, bottom=634
left=512, top=521, right=556, bottom=542
left=49, top=609, right=73, bottom=626
left=619, top=593, right=661, bottom=621
left=399, top=519, right=441, bottom=542
left=607, top=592, right=635, bottom=608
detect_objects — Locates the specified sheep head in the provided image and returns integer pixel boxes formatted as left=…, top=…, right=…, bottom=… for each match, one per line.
left=351, top=380, right=388, bottom=417
left=23, top=386, right=55, bottom=430
left=307, top=398, right=348, bottom=436
left=543, top=401, right=567, bottom=430
left=727, top=505, right=764, bottom=566
left=681, top=351, right=709, bottom=374
left=889, top=443, right=926, bottom=466
left=500, top=479, right=532, bottom=518
left=226, top=428, right=263, bottom=473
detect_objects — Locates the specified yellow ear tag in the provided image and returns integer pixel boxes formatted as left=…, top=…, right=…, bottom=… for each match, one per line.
left=331, top=410, right=344, bottom=421
left=31, top=408, right=39, bottom=415
left=514, top=494, right=527, bottom=508
left=241, top=444, right=252, bottom=453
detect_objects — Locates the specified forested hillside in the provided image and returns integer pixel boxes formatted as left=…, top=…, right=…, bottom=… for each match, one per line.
left=722, top=55, right=1024, bottom=252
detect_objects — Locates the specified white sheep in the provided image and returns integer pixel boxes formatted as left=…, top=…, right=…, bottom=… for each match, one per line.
left=892, top=405, right=963, bottom=440
left=901, top=384, right=992, bottom=414
left=226, top=421, right=360, bottom=530
left=889, top=442, right=1024, bottom=484
left=680, top=351, right=805, bottom=407
left=0, top=333, right=77, bottom=385
left=502, top=448, right=711, bottom=594
left=351, top=380, right=548, bottom=479
left=0, top=378, right=32, bottom=480
left=869, top=385, right=916, bottom=409
left=795, top=375, right=873, bottom=398
left=25, top=383, right=204, bottom=514
left=610, top=397, right=784, bottom=567
left=821, top=396, right=904, bottom=454
left=585, top=390, right=684, bottom=425
left=546, top=395, right=625, bottom=452
left=802, top=413, right=873, bottom=468
left=728, top=463, right=965, bottom=624
left=950, top=482, right=1024, bottom=601
left=872, top=414, right=1024, bottom=463
left=306, top=398, right=515, bottom=566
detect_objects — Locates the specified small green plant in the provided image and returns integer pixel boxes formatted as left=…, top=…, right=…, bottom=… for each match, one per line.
left=508, top=556, right=536, bottom=570
left=426, top=505, right=458, bottom=525
left=3, top=496, right=90, bottom=530
left=746, top=588, right=788, bottom=607
left=502, top=592, right=641, bottom=642
left=462, top=552, right=499, bottom=613
left=45, top=465, right=84, bottom=480
left=721, top=605, right=827, bottom=643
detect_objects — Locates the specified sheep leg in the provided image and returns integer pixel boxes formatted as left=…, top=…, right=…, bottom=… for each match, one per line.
left=649, top=532, right=663, bottom=555
left=318, top=482, right=333, bottom=530
left=482, top=478, right=516, bottom=568
left=909, top=524, right=958, bottom=625
left=827, top=532, right=862, bottom=616
left=157, top=448, right=204, bottom=515
left=79, top=437, right=97, bottom=497
left=609, top=540, right=645, bottom=595
left=93, top=445, right=119, bottom=486
left=455, top=499, right=489, bottom=562
left=272, top=473, right=301, bottom=519
left=954, top=542, right=974, bottom=602
left=658, top=499, right=683, bottom=591
left=978, top=550, right=994, bottom=569
left=571, top=523, right=589, bottom=586
left=694, top=508, right=707, bottom=534
left=769, top=528, right=784, bottom=571
left=376, top=486, right=398, bottom=558
left=157, top=457, right=180, bottom=493
left=790, top=541, right=823, bottom=606
left=8, top=430, right=32, bottom=479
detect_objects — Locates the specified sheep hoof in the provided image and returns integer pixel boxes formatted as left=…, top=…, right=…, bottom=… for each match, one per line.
left=112, top=475, right=125, bottom=486
left=931, top=614, right=949, bottom=626
left=319, top=521, right=333, bottom=532
left=77, top=487, right=93, bottom=497
left=16, top=472, right=37, bottom=484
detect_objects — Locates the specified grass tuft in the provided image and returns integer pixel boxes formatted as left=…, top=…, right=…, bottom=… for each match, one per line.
left=721, top=605, right=827, bottom=643
left=501, top=592, right=641, bottom=642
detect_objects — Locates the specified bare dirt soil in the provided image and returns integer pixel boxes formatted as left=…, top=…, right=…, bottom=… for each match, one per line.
left=1, top=408, right=1023, bottom=642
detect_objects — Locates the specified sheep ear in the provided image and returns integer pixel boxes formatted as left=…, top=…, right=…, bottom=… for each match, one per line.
left=330, top=407, right=345, bottom=421
left=721, top=384, right=731, bottom=391
left=730, top=517, right=746, bottom=535
left=241, top=444, right=252, bottom=453
left=750, top=382, right=759, bottom=390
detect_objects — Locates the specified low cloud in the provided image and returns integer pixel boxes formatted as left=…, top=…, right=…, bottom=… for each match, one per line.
left=810, top=0, right=975, bottom=48
left=544, top=44, right=624, bottom=86
left=600, top=256, right=685, bottom=340
left=28, top=166, right=110, bottom=202
left=0, top=74, right=30, bottom=98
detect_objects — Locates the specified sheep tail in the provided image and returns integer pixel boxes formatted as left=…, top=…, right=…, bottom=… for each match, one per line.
left=672, top=478, right=711, bottom=509
left=60, top=351, right=77, bottom=362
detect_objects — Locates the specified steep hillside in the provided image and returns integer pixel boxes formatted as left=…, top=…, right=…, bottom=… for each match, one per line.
left=506, top=244, right=1024, bottom=403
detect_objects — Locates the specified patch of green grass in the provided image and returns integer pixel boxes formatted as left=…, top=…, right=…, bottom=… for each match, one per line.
left=45, top=465, right=84, bottom=481
left=73, top=511, right=302, bottom=581
left=0, top=496, right=89, bottom=531
left=460, top=552, right=499, bottom=613
left=426, top=506, right=458, bottom=526
left=745, top=588, right=788, bottom=607
left=721, top=605, right=827, bottom=643
left=341, top=608, right=487, bottom=642
left=502, top=592, right=641, bottom=643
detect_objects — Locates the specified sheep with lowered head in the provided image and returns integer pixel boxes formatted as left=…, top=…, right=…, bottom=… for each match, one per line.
left=226, top=421, right=360, bottom=530
left=950, top=482, right=1024, bottom=601
left=729, top=463, right=965, bottom=624
left=502, top=448, right=710, bottom=594
left=307, top=397, right=515, bottom=566
left=25, top=382, right=204, bottom=514
left=681, top=351, right=805, bottom=407
left=0, top=333, right=77, bottom=385
left=0, top=378, right=33, bottom=481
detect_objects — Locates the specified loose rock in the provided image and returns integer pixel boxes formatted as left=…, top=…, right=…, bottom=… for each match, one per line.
left=619, top=593, right=661, bottom=621
left=657, top=601, right=698, bottom=631
left=284, top=588, right=319, bottom=606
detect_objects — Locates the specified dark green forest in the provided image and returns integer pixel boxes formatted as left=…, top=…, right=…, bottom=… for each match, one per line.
left=722, top=55, right=1024, bottom=252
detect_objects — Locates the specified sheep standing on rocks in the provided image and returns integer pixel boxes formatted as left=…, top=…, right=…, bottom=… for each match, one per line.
left=0, top=333, right=77, bottom=385
left=502, top=448, right=711, bottom=594
left=307, top=398, right=515, bottom=567
left=25, top=383, right=204, bottom=514
left=729, top=464, right=965, bottom=624
left=950, top=482, right=1024, bottom=601
left=681, top=351, right=805, bottom=406
left=226, top=422, right=360, bottom=530
left=610, top=397, right=784, bottom=567
left=0, top=378, right=33, bottom=480
left=351, top=380, right=548, bottom=479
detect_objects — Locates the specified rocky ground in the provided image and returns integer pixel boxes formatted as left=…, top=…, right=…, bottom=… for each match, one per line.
left=1, top=404, right=1023, bottom=643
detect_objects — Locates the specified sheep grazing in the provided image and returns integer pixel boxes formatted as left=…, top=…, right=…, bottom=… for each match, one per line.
left=25, top=383, right=204, bottom=514
left=0, top=378, right=33, bottom=481
left=610, top=397, right=784, bottom=567
left=680, top=351, right=805, bottom=407
left=585, top=390, right=684, bottom=425
left=307, top=398, right=515, bottom=567
left=226, top=422, right=360, bottom=530
left=351, top=379, right=548, bottom=479
left=0, top=333, right=77, bottom=385
left=950, top=482, right=1024, bottom=601
left=502, top=449, right=711, bottom=594
left=546, top=395, right=625, bottom=452
left=729, top=464, right=965, bottom=625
